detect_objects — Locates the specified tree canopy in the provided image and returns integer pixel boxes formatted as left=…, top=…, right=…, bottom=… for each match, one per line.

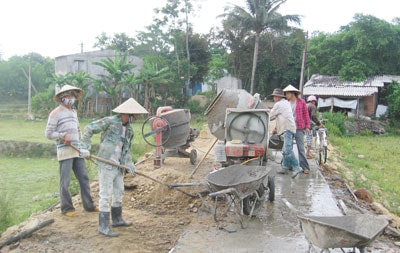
left=2, top=2, right=400, bottom=121
left=307, top=14, right=400, bottom=81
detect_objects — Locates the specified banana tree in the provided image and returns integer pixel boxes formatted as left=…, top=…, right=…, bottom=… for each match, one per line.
left=93, top=51, right=135, bottom=113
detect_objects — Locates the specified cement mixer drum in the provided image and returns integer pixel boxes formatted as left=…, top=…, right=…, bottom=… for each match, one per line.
left=204, top=89, right=265, bottom=140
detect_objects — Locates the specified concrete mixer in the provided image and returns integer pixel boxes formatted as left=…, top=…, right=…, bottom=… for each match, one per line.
left=142, top=106, right=199, bottom=168
left=204, top=89, right=270, bottom=166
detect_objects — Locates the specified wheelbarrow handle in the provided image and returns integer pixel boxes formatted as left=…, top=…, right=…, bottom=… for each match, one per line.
left=68, top=144, right=197, bottom=198
left=170, top=182, right=205, bottom=188
left=208, top=187, right=238, bottom=198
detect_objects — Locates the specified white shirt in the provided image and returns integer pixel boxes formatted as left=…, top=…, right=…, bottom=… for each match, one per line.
left=269, top=99, right=296, bottom=134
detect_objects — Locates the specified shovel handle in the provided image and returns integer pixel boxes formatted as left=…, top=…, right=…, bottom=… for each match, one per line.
left=69, top=144, right=197, bottom=198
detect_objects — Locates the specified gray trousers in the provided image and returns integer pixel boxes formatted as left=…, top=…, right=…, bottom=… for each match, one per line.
left=59, top=158, right=96, bottom=213
left=98, top=166, right=124, bottom=212
left=294, top=129, right=310, bottom=170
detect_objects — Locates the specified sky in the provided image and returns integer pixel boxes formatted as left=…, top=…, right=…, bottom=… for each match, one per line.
left=0, top=0, right=398, bottom=60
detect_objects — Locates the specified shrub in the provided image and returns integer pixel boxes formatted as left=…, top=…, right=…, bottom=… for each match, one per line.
left=322, top=112, right=347, bottom=135
left=187, top=99, right=204, bottom=114
left=360, top=129, right=373, bottom=136
left=325, top=122, right=342, bottom=137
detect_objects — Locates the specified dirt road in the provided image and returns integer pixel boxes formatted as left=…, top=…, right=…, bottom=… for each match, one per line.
left=1, top=129, right=400, bottom=252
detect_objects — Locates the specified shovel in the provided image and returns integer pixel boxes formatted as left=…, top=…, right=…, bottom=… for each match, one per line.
left=70, top=144, right=196, bottom=198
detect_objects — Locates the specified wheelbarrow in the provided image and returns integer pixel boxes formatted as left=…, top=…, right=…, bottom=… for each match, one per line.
left=171, top=164, right=275, bottom=228
left=298, top=214, right=388, bottom=253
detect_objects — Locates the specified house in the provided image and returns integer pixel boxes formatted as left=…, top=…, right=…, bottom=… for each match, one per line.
left=215, top=74, right=242, bottom=93
left=303, top=74, right=400, bottom=118
left=54, top=49, right=144, bottom=114
left=55, top=49, right=143, bottom=77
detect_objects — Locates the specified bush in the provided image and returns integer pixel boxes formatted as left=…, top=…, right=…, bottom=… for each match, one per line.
left=360, top=129, right=373, bottom=136
left=322, top=112, right=347, bottom=136
left=386, top=82, right=400, bottom=126
left=325, top=122, right=342, bottom=137
left=187, top=99, right=204, bottom=114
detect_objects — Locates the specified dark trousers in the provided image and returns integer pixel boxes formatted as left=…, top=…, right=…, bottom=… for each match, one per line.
left=295, top=129, right=310, bottom=170
left=59, top=158, right=95, bottom=213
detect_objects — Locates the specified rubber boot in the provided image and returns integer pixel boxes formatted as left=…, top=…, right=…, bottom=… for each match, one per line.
left=98, top=212, right=119, bottom=237
left=111, top=206, right=132, bottom=227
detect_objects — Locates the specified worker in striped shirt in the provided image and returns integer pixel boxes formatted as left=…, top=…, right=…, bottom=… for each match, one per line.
left=45, top=84, right=97, bottom=217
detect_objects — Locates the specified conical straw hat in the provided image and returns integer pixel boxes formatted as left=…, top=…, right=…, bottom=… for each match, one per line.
left=53, top=84, right=84, bottom=103
left=283, top=84, right=301, bottom=94
left=112, top=98, right=148, bottom=114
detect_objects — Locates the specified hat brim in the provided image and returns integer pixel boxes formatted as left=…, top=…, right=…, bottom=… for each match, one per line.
left=53, top=89, right=84, bottom=103
left=271, top=93, right=285, bottom=98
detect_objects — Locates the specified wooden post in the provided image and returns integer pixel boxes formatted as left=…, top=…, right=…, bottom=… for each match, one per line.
left=299, top=31, right=308, bottom=95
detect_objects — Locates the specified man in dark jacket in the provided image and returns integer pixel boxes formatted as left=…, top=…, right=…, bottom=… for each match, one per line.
left=306, top=95, right=324, bottom=158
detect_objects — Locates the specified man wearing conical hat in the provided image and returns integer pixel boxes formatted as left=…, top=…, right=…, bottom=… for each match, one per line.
left=45, top=84, right=98, bottom=217
left=81, top=98, right=148, bottom=237
left=283, top=84, right=311, bottom=175
left=269, top=88, right=303, bottom=178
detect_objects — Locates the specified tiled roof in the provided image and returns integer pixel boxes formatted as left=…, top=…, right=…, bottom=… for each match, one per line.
left=303, top=74, right=400, bottom=97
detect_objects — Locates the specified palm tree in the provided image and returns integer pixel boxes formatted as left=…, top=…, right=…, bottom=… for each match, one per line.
left=70, top=72, right=93, bottom=116
left=136, top=56, right=172, bottom=114
left=223, top=0, right=300, bottom=94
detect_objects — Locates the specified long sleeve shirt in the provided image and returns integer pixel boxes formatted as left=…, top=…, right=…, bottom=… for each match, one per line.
left=81, top=115, right=134, bottom=168
left=293, top=98, right=311, bottom=130
left=45, top=105, right=81, bottom=161
left=269, top=99, right=296, bottom=135
left=307, top=102, right=321, bottom=126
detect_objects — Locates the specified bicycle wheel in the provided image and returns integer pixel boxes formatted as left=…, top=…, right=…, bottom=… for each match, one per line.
left=318, top=147, right=322, bottom=165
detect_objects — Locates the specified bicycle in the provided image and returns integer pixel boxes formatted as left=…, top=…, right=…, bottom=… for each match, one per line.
left=314, top=122, right=328, bottom=165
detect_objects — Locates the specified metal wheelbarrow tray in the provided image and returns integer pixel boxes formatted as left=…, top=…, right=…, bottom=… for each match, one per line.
left=298, top=214, right=388, bottom=253
left=170, top=164, right=274, bottom=228
left=206, top=164, right=270, bottom=200
left=205, top=164, right=273, bottom=227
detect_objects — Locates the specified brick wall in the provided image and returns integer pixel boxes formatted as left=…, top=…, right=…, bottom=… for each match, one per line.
left=363, top=94, right=376, bottom=116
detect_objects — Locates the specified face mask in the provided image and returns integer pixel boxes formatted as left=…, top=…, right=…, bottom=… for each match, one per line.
left=62, top=97, right=76, bottom=106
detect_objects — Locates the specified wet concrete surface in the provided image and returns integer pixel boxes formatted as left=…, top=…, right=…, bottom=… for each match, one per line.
left=171, top=150, right=390, bottom=253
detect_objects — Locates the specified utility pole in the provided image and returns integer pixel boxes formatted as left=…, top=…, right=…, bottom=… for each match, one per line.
left=299, top=31, right=309, bottom=96
left=27, top=53, right=33, bottom=119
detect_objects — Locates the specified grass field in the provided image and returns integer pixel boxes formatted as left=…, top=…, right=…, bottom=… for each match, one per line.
left=0, top=117, right=207, bottom=233
left=331, top=134, right=400, bottom=216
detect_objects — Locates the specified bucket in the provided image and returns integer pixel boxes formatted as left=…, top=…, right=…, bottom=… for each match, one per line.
left=204, top=89, right=265, bottom=140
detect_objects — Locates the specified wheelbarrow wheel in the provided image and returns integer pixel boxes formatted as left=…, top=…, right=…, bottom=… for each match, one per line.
left=242, top=183, right=265, bottom=216
left=267, top=176, right=275, bottom=202
left=189, top=149, right=197, bottom=165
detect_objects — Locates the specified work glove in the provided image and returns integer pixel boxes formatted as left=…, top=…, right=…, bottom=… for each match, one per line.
left=79, top=149, right=90, bottom=158
left=126, top=164, right=136, bottom=174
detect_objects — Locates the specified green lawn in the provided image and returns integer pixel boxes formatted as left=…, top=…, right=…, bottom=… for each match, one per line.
left=0, top=117, right=207, bottom=232
left=331, top=135, right=400, bottom=216
left=0, top=157, right=98, bottom=232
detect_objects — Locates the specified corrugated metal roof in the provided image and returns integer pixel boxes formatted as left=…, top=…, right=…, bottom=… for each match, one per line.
left=303, top=86, right=377, bottom=96
left=365, top=75, right=400, bottom=86
left=303, top=74, right=400, bottom=97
